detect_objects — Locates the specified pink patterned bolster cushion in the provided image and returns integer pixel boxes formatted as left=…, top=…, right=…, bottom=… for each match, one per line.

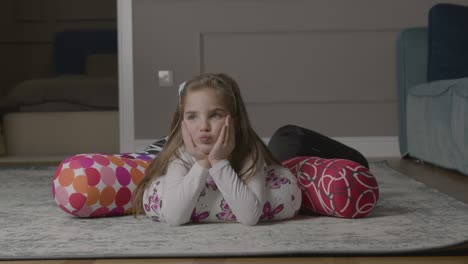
left=52, top=153, right=155, bottom=217
left=282, top=156, right=379, bottom=218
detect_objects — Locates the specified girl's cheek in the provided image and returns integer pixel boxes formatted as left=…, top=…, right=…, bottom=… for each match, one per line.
left=185, top=124, right=195, bottom=135
left=214, top=120, right=225, bottom=130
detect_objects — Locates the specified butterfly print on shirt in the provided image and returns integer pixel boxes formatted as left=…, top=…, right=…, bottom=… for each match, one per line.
left=191, top=208, right=209, bottom=222
left=216, top=199, right=237, bottom=221
left=260, top=201, right=284, bottom=220
left=265, top=168, right=290, bottom=189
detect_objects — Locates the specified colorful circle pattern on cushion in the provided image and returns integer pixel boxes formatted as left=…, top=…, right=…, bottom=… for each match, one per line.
left=52, top=153, right=156, bottom=217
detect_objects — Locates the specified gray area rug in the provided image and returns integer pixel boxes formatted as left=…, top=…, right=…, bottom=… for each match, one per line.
left=1, top=161, right=467, bottom=260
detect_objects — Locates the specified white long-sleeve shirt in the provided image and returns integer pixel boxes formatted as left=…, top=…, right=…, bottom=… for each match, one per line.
left=143, top=148, right=301, bottom=226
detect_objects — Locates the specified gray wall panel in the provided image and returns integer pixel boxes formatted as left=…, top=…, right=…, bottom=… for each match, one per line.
left=246, top=102, right=397, bottom=137
left=202, top=30, right=398, bottom=103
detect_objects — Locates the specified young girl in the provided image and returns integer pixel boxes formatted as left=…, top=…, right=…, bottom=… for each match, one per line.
left=132, top=73, right=302, bottom=226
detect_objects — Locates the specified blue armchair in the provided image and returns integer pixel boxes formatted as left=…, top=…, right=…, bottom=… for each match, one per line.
left=396, top=27, right=468, bottom=175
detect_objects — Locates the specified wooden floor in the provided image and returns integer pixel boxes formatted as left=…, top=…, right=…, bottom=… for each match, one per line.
left=1, top=256, right=467, bottom=264
left=1, top=157, right=467, bottom=264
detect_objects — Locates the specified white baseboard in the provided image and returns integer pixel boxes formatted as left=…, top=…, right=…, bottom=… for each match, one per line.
left=135, top=136, right=400, bottom=158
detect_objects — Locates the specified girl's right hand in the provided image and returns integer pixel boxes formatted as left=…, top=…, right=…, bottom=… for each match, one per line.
left=182, top=121, right=208, bottom=161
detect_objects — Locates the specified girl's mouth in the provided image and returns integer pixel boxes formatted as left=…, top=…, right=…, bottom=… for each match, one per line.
left=199, top=136, right=211, bottom=143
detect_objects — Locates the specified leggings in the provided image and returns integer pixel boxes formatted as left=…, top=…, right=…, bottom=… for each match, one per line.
left=52, top=125, right=378, bottom=219
left=268, top=125, right=369, bottom=168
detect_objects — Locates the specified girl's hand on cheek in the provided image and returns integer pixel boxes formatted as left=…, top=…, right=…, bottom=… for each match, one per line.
left=208, top=115, right=235, bottom=165
left=182, top=121, right=208, bottom=161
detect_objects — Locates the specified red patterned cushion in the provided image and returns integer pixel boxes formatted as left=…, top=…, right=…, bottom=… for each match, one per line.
left=282, top=156, right=379, bottom=218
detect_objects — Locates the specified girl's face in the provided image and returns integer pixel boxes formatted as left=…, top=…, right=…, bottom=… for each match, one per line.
left=183, top=87, right=230, bottom=155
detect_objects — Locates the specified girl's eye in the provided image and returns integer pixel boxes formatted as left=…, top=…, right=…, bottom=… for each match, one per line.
left=210, top=113, right=222, bottom=119
left=186, top=114, right=196, bottom=120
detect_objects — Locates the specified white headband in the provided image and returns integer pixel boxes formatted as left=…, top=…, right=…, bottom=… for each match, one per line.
left=178, top=81, right=187, bottom=97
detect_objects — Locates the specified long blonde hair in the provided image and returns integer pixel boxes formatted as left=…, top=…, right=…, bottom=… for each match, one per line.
left=132, top=73, right=280, bottom=216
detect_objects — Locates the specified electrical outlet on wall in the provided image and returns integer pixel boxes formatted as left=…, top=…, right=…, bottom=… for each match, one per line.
left=158, top=70, right=174, bottom=87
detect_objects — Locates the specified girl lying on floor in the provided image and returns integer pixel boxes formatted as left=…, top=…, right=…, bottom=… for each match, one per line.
left=52, top=73, right=379, bottom=225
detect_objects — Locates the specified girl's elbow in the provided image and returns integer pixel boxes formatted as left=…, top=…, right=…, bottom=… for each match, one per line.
left=238, top=215, right=260, bottom=226
left=165, top=216, right=187, bottom=227
left=240, top=220, right=259, bottom=226
left=237, top=204, right=263, bottom=226
left=163, top=211, right=188, bottom=226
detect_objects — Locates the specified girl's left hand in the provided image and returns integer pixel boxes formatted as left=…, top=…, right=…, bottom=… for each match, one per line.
left=208, top=115, right=235, bottom=165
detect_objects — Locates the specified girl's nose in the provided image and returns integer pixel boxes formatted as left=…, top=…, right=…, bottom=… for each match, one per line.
left=200, top=120, right=210, bottom=131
